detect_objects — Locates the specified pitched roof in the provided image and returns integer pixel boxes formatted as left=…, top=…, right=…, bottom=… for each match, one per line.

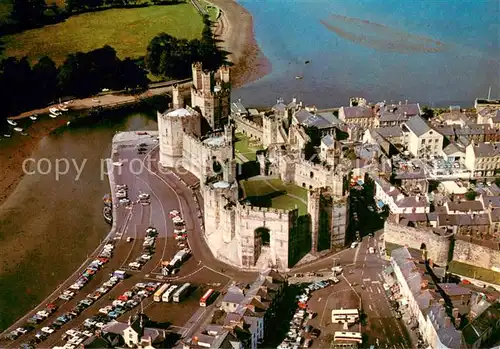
left=340, top=105, right=373, bottom=119
left=462, top=302, right=500, bottom=345
left=470, top=142, right=500, bottom=158
left=403, top=115, right=435, bottom=137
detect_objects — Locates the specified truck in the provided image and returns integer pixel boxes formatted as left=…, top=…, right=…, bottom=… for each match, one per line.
left=172, top=283, right=191, bottom=303
left=112, top=270, right=127, bottom=280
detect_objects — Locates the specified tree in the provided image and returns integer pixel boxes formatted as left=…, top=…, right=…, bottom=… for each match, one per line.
left=11, top=0, right=46, bottom=25
left=118, top=58, right=148, bottom=90
left=421, top=105, right=434, bottom=120
left=32, top=56, right=58, bottom=105
left=465, top=190, right=477, bottom=201
left=0, top=57, right=33, bottom=115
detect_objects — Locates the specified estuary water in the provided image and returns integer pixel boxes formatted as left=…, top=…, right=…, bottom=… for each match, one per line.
left=0, top=111, right=158, bottom=330
left=233, top=0, right=500, bottom=108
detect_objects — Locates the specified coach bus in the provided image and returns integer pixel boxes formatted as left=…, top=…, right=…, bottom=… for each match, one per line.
left=333, top=331, right=362, bottom=344
left=173, top=283, right=191, bottom=303
left=199, top=289, right=215, bottom=307
left=162, top=285, right=178, bottom=302
left=153, top=283, right=170, bottom=302
left=331, top=309, right=360, bottom=324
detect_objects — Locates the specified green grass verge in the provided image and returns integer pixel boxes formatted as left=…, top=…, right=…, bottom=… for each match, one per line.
left=199, top=0, right=219, bottom=21
left=234, top=132, right=263, bottom=162
left=240, top=178, right=308, bottom=215
left=1, top=4, right=204, bottom=64
left=448, top=260, right=500, bottom=285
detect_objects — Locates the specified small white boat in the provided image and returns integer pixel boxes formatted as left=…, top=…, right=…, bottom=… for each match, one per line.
left=7, top=119, right=17, bottom=126
left=21, top=132, right=28, bottom=136
left=50, top=113, right=58, bottom=118
left=30, top=115, right=37, bottom=121
left=295, top=75, right=303, bottom=80
left=66, top=121, right=71, bottom=126
left=58, top=105, right=68, bottom=111
left=14, top=127, right=23, bottom=132
left=49, top=107, right=60, bottom=113
left=3, top=134, right=11, bottom=138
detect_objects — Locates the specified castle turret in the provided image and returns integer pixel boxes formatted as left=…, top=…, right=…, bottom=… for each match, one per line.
left=308, top=189, right=321, bottom=253
left=172, top=84, right=184, bottom=109
left=190, top=62, right=231, bottom=131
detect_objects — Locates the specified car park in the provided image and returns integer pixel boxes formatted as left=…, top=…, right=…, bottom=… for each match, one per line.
left=41, top=326, right=55, bottom=334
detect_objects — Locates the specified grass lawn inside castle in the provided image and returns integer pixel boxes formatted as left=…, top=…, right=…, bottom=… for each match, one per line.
left=240, top=179, right=308, bottom=215
left=234, top=133, right=264, bottom=161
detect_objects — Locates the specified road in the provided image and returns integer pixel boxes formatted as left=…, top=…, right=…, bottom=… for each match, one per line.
left=0, top=134, right=256, bottom=348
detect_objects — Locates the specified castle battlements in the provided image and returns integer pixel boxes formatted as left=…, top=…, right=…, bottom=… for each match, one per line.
left=239, top=204, right=296, bottom=217
left=297, top=158, right=333, bottom=172
left=231, top=114, right=263, bottom=131
left=182, top=132, right=231, bottom=152
left=159, top=105, right=200, bottom=120
left=191, top=87, right=231, bottom=99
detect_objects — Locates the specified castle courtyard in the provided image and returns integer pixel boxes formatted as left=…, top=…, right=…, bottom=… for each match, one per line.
left=234, top=132, right=264, bottom=161
left=240, top=178, right=308, bottom=215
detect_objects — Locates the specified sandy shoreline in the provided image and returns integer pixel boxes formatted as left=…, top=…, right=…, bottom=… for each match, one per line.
left=208, top=0, right=271, bottom=87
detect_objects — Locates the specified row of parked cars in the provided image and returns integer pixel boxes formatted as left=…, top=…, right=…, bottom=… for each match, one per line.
left=278, top=279, right=341, bottom=349
left=4, top=244, right=116, bottom=345
left=16, top=274, right=121, bottom=347
left=170, top=210, right=188, bottom=250
left=56, top=282, right=161, bottom=349
left=128, top=227, right=157, bottom=270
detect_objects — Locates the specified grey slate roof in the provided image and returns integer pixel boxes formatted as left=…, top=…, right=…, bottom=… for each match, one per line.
left=471, top=142, right=500, bottom=158
left=442, top=142, right=465, bottom=156
left=317, top=112, right=340, bottom=125
left=340, top=105, right=373, bottom=118
left=374, top=126, right=403, bottom=138
left=404, top=115, right=435, bottom=137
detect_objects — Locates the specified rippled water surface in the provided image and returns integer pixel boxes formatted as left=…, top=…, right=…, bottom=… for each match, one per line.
left=234, top=0, right=499, bottom=107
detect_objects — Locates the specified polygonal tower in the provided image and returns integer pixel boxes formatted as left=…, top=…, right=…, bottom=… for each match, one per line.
left=157, top=106, right=201, bottom=168
left=190, top=62, right=231, bottom=131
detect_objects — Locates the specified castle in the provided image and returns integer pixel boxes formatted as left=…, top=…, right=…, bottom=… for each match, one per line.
left=157, top=63, right=349, bottom=270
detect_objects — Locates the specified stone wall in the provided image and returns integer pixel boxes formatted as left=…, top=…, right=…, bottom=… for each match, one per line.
left=452, top=239, right=500, bottom=271
left=232, top=114, right=264, bottom=141
left=203, top=184, right=238, bottom=243
left=182, top=133, right=234, bottom=184
left=384, top=220, right=453, bottom=266
left=236, top=205, right=297, bottom=269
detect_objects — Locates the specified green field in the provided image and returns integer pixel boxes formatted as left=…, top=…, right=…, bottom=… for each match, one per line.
left=234, top=132, right=264, bottom=161
left=241, top=178, right=308, bottom=215
left=1, top=4, right=204, bottom=64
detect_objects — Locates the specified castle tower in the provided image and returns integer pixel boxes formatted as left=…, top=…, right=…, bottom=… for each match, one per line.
left=263, top=115, right=278, bottom=148
left=172, top=84, right=184, bottom=109
left=192, top=62, right=203, bottom=90
left=190, top=62, right=231, bottom=131
left=308, top=189, right=321, bottom=253
left=157, top=106, right=201, bottom=168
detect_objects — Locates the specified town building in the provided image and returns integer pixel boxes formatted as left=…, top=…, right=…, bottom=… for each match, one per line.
left=464, top=142, right=500, bottom=177
left=189, top=270, right=286, bottom=349
left=402, top=115, right=444, bottom=158
left=391, top=247, right=462, bottom=349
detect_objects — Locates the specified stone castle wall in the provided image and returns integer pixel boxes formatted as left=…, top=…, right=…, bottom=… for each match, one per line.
left=452, top=239, right=500, bottom=271
left=236, top=205, right=297, bottom=269
left=232, top=114, right=264, bottom=141
left=384, top=220, right=453, bottom=266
